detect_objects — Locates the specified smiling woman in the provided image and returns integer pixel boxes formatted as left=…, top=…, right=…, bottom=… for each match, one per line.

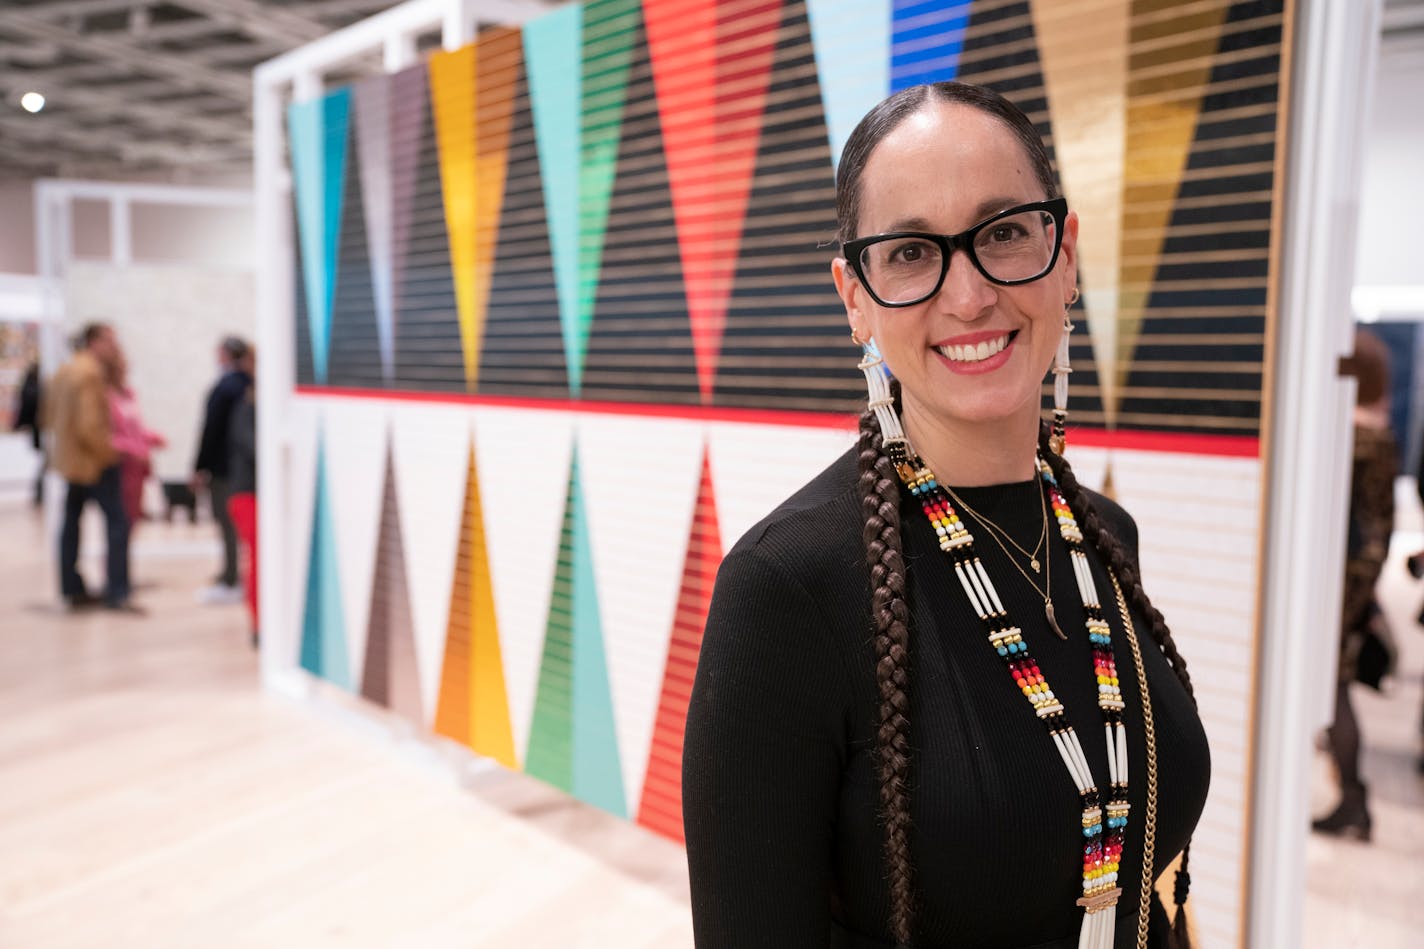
left=682, top=82, right=1210, bottom=949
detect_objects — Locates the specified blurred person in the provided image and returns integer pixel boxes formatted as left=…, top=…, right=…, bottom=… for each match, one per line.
left=1313, top=328, right=1396, bottom=840
left=41, top=323, right=138, bottom=612
left=107, top=350, right=166, bottom=533
left=12, top=360, right=43, bottom=507
left=225, top=347, right=258, bottom=646
left=193, top=336, right=251, bottom=604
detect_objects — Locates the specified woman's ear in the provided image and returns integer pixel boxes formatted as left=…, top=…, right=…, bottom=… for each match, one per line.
left=832, top=256, right=866, bottom=337
left=1059, top=210, right=1080, bottom=293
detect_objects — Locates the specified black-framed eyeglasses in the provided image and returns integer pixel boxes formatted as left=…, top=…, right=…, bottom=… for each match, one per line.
left=842, top=197, right=1068, bottom=308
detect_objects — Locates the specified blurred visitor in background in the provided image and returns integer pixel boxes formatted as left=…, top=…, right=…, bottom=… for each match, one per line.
left=107, top=350, right=166, bottom=535
left=1314, top=327, right=1396, bottom=841
left=226, top=347, right=258, bottom=647
left=13, top=360, right=43, bottom=508
left=42, top=323, right=138, bottom=613
left=193, top=335, right=251, bottom=605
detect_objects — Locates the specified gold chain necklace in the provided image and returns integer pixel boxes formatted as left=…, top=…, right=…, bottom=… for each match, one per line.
left=944, top=480, right=1065, bottom=639
left=1110, top=571, right=1159, bottom=949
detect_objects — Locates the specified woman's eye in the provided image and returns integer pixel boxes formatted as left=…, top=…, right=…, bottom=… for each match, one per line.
left=988, top=224, right=1025, bottom=243
left=889, top=241, right=936, bottom=265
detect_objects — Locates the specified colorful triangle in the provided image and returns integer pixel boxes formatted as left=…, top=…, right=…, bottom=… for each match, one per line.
left=434, top=441, right=518, bottom=768
left=329, top=109, right=382, bottom=388
left=288, top=89, right=351, bottom=384
left=429, top=46, right=481, bottom=390
left=352, top=73, right=396, bottom=385
left=525, top=448, right=626, bottom=816
left=637, top=451, right=722, bottom=843
left=300, top=435, right=351, bottom=688
left=807, top=0, right=890, bottom=166
left=360, top=445, right=423, bottom=724
left=645, top=0, right=782, bottom=403
left=524, top=2, right=584, bottom=394
left=891, top=0, right=972, bottom=89
left=388, top=64, right=427, bottom=373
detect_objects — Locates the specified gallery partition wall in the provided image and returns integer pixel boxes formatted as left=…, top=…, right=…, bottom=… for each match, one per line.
left=254, top=2, right=1375, bottom=945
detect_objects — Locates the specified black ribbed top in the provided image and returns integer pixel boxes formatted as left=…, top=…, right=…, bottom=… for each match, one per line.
left=683, top=447, right=1210, bottom=948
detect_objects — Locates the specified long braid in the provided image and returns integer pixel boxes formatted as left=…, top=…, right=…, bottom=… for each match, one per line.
left=858, top=385, right=916, bottom=946
left=1037, top=426, right=1195, bottom=949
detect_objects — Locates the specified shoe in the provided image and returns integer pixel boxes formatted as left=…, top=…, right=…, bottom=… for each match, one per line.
left=65, top=592, right=102, bottom=612
left=104, top=599, right=148, bottom=616
left=197, top=584, right=244, bottom=605
left=1311, top=785, right=1372, bottom=841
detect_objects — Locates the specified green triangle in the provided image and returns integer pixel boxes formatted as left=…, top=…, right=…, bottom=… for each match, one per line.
left=575, top=0, right=641, bottom=389
left=524, top=455, right=579, bottom=793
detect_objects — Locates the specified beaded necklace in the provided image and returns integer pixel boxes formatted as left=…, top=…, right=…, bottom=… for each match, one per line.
left=900, top=454, right=1130, bottom=949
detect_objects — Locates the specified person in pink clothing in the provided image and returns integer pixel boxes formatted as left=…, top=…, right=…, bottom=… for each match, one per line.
left=107, top=351, right=166, bottom=531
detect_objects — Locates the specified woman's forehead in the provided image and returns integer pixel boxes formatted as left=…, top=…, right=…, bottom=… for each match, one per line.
left=857, top=103, right=1038, bottom=231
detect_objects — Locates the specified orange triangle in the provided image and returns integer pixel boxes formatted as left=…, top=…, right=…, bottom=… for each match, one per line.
left=637, top=451, right=722, bottom=843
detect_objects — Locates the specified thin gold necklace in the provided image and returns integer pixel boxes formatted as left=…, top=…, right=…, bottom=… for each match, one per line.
left=943, top=481, right=1048, bottom=573
left=944, top=478, right=1065, bottom=639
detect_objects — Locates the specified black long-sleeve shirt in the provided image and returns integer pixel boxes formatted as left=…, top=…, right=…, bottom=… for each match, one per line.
left=194, top=369, right=252, bottom=479
left=683, top=448, right=1210, bottom=948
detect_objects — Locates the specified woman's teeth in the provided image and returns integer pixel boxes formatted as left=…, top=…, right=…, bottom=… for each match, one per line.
left=937, top=334, right=1010, bottom=363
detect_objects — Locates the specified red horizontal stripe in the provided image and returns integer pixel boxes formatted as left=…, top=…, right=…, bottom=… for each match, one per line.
left=294, top=387, right=1260, bottom=457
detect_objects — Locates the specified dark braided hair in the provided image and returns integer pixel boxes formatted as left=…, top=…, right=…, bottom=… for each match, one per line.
left=839, top=81, right=1196, bottom=948
left=1038, top=426, right=1195, bottom=949
left=857, top=381, right=915, bottom=946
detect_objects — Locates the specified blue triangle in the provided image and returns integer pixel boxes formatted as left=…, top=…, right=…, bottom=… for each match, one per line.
left=301, top=436, right=351, bottom=688
left=891, top=0, right=973, bottom=90
left=808, top=0, right=891, bottom=167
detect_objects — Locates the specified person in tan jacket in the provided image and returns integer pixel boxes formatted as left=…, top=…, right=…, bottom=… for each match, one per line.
left=43, top=323, right=137, bottom=612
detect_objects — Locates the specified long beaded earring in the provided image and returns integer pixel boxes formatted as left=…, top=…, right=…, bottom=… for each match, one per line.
left=1049, top=287, right=1080, bottom=456
left=854, top=332, right=912, bottom=475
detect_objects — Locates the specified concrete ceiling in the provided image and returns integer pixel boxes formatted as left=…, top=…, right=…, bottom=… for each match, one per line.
left=0, top=0, right=553, bottom=182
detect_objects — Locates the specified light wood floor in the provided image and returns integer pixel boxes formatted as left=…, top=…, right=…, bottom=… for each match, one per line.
left=1, top=494, right=1421, bottom=948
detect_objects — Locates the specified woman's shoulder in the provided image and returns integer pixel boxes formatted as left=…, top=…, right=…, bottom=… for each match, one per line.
left=1079, top=485, right=1138, bottom=551
left=725, top=444, right=862, bottom=568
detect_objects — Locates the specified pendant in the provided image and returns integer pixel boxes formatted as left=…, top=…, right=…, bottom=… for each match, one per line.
left=1045, top=599, right=1066, bottom=640
left=1030, top=558, right=1041, bottom=573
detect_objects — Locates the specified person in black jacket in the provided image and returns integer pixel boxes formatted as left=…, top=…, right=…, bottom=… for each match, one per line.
left=193, top=336, right=251, bottom=600
left=13, top=360, right=43, bottom=507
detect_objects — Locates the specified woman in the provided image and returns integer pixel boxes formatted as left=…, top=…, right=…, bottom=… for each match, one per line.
left=1314, top=328, right=1396, bottom=839
left=683, top=83, right=1209, bottom=949
left=225, top=347, right=259, bottom=646
left=107, top=350, right=165, bottom=533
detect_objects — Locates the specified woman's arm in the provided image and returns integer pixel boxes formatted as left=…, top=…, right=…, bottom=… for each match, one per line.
left=683, top=545, right=850, bottom=948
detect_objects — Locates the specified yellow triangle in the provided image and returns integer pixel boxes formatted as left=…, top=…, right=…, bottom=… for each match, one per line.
left=463, top=444, right=518, bottom=769
left=429, top=46, right=481, bottom=390
left=1117, top=0, right=1230, bottom=419
left=1030, top=0, right=1131, bottom=423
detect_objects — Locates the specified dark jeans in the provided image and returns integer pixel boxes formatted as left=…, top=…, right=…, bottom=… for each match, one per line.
left=209, top=476, right=239, bottom=586
left=59, top=464, right=131, bottom=605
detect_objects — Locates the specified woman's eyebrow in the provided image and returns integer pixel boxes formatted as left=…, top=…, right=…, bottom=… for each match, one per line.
left=879, top=197, right=1028, bottom=235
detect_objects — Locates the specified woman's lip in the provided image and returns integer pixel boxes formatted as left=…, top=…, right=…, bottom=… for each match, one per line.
left=933, top=334, right=1016, bottom=375
left=931, top=329, right=1018, bottom=347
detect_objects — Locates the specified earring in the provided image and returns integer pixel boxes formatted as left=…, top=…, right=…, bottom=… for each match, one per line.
left=857, top=338, right=912, bottom=471
left=1049, top=288, right=1079, bottom=456
left=850, top=328, right=866, bottom=347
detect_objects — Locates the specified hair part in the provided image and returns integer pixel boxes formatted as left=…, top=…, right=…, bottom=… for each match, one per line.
left=835, top=81, right=1059, bottom=245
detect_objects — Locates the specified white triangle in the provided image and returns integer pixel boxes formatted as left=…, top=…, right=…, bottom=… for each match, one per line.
left=388, top=400, right=476, bottom=726
left=576, top=415, right=705, bottom=812
left=319, top=398, right=389, bottom=687
left=279, top=398, right=321, bottom=670
left=472, top=407, right=577, bottom=765
left=707, top=422, right=857, bottom=555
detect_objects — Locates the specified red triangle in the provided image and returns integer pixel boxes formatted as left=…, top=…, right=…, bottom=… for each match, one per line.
left=645, top=0, right=782, bottom=404
left=636, top=451, right=722, bottom=843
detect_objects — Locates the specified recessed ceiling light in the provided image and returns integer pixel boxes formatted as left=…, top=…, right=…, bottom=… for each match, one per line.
left=20, top=92, right=45, bottom=113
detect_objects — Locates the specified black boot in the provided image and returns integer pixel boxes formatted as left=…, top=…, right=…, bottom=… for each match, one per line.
left=1312, top=784, right=1372, bottom=841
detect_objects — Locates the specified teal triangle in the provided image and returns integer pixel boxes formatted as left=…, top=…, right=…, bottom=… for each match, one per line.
left=287, top=89, right=351, bottom=384
left=807, top=0, right=891, bottom=167
left=524, top=3, right=584, bottom=395
left=321, top=89, right=352, bottom=385
left=300, top=436, right=351, bottom=688
left=288, top=98, right=327, bottom=382
left=568, top=451, right=626, bottom=817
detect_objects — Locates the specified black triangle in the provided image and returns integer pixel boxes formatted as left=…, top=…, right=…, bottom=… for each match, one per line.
left=328, top=104, right=384, bottom=389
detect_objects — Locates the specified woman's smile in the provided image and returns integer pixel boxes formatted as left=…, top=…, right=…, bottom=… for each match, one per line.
left=932, top=329, right=1020, bottom=373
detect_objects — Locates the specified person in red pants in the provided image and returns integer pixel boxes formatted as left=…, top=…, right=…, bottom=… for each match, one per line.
left=225, top=349, right=258, bottom=645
